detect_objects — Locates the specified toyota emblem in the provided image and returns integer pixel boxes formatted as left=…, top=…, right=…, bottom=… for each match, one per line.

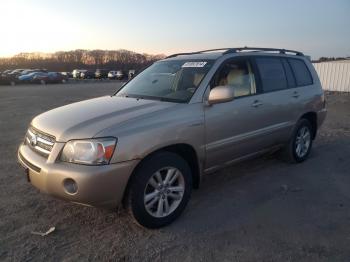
left=30, top=135, right=37, bottom=146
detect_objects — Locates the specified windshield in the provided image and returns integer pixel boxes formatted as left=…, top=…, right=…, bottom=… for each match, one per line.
left=116, top=60, right=214, bottom=103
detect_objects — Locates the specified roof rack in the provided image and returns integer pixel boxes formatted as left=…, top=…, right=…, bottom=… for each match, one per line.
left=223, top=47, right=304, bottom=56
left=166, top=48, right=231, bottom=58
left=166, top=47, right=304, bottom=58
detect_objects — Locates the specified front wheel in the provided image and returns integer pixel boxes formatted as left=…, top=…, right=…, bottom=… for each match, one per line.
left=126, top=152, right=192, bottom=228
left=282, top=119, right=313, bottom=163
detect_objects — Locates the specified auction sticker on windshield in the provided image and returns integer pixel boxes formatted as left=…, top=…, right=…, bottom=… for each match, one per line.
left=182, top=62, right=207, bottom=68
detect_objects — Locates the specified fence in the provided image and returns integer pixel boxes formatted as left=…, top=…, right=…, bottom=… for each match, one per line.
left=313, top=62, right=350, bottom=92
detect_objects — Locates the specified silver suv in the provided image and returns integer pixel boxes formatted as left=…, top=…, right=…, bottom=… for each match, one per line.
left=18, top=47, right=327, bottom=228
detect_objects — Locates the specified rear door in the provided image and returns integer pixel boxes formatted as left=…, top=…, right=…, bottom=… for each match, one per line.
left=253, top=56, right=300, bottom=145
left=287, top=58, right=315, bottom=119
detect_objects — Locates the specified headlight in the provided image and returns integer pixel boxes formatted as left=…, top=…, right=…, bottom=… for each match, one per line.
left=61, top=138, right=117, bottom=165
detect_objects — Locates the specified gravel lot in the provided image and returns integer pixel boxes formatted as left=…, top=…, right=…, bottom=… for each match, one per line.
left=0, top=82, right=349, bottom=261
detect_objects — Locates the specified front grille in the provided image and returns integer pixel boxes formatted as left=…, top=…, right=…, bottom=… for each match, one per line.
left=24, top=126, right=55, bottom=157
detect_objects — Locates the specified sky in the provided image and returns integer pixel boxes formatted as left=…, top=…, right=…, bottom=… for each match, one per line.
left=0, top=0, right=349, bottom=59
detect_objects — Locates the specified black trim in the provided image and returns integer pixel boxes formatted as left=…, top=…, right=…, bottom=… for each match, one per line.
left=224, top=47, right=304, bottom=56
left=166, top=47, right=304, bottom=59
left=166, top=48, right=231, bottom=58
left=18, top=152, right=41, bottom=173
left=250, top=58, right=263, bottom=95
left=281, top=58, right=297, bottom=88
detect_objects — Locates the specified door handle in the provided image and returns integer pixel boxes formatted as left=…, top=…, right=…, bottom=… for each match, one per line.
left=292, top=91, right=300, bottom=98
left=251, top=100, right=263, bottom=108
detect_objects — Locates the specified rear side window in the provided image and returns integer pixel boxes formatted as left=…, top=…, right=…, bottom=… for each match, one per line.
left=255, top=57, right=287, bottom=92
left=288, top=59, right=313, bottom=86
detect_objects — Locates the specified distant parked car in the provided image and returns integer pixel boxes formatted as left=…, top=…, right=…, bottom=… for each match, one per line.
left=33, top=72, right=68, bottom=84
left=7, top=69, right=26, bottom=77
left=2, top=69, right=28, bottom=85
left=72, top=69, right=85, bottom=79
left=0, top=69, right=27, bottom=85
left=1, top=70, right=12, bottom=76
left=80, top=70, right=95, bottom=79
left=0, top=73, right=12, bottom=85
left=61, top=72, right=73, bottom=78
left=18, top=72, right=48, bottom=83
left=9, top=69, right=26, bottom=75
left=19, top=69, right=37, bottom=76
left=95, top=69, right=109, bottom=79
left=116, top=70, right=125, bottom=80
left=107, top=71, right=118, bottom=79
left=128, top=70, right=136, bottom=79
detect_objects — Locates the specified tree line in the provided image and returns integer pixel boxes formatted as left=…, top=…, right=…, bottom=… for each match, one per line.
left=0, top=49, right=166, bottom=72
left=312, top=56, right=350, bottom=63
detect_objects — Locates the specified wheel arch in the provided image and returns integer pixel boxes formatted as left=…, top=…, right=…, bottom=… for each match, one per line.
left=122, top=143, right=201, bottom=207
left=299, top=112, right=317, bottom=139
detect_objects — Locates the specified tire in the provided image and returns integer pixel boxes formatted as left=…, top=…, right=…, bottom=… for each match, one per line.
left=40, top=80, right=46, bottom=85
left=10, top=81, right=16, bottom=86
left=126, top=152, right=192, bottom=228
left=282, top=118, right=313, bottom=163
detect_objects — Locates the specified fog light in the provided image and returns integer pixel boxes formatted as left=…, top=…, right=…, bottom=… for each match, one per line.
left=63, top=178, right=78, bottom=194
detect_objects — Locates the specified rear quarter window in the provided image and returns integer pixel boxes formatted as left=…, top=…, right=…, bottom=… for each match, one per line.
left=255, top=57, right=288, bottom=92
left=288, top=58, right=313, bottom=86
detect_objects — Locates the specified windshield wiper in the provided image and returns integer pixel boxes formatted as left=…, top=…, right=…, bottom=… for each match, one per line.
left=120, top=94, right=184, bottom=103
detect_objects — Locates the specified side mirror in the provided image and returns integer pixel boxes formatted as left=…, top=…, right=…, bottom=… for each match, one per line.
left=207, top=85, right=234, bottom=105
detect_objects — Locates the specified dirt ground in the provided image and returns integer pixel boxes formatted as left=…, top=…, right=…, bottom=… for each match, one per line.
left=0, top=82, right=349, bottom=261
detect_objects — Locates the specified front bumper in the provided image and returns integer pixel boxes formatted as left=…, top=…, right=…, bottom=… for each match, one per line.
left=18, top=142, right=139, bottom=208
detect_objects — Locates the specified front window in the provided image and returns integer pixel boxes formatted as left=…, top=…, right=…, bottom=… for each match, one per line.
left=211, top=59, right=256, bottom=98
left=116, top=60, right=214, bottom=103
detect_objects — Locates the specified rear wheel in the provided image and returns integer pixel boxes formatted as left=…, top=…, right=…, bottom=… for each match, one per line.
left=126, top=152, right=192, bottom=228
left=282, top=118, right=313, bottom=163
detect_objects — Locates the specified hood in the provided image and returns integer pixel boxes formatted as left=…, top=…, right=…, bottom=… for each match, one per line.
left=31, top=96, right=177, bottom=142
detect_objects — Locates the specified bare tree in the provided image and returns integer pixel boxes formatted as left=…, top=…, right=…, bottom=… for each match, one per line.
left=0, top=49, right=165, bottom=71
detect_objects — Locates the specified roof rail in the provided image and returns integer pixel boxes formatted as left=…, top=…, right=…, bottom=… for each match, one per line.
left=223, top=47, right=304, bottom=56
left=166, top=52, right=198, bottom=58
left=166, top=47, right=304, bottom=58
left=166, top=48, right=232, bottom=58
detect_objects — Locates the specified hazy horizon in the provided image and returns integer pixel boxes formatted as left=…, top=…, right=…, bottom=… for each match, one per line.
left=1, top=0, right=349, bottom=59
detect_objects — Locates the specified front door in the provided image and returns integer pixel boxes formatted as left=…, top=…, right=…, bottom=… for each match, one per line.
left=204, top=58, right=268, bottom=169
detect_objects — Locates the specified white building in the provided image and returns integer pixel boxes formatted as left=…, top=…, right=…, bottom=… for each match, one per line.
left=313, top=60, right=350, bottom=92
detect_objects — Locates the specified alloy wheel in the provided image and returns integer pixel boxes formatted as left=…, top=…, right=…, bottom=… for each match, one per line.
left=295, top=126, right=311, bottom=158
left=143, top=167, right=185, bottom=218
